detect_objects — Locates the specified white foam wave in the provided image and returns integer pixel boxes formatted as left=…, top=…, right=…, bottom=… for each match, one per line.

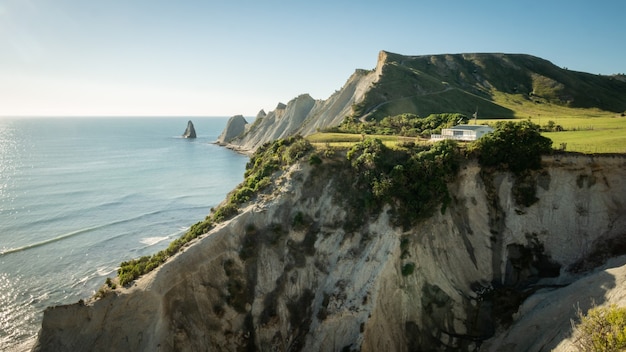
left=139, top=236, right=170, bottom=246
left=96, top=266, right=116, bottom=277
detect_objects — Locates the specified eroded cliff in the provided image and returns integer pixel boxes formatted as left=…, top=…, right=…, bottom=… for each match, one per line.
left=33, top=153, right=626, bottom=351
left=218, top=60, right=381, bottom=153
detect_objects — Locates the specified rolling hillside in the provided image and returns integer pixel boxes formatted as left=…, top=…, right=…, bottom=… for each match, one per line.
left=357, top=51, right=626, bottom=120
left=218, top=51, right=626, bottom=152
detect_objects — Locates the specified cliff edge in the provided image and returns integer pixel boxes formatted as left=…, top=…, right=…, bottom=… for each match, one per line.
left=32, top=153, right=626, bottom=351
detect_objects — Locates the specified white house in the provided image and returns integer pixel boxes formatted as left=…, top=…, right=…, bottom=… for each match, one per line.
left=431, top=125, right=493, bottom=141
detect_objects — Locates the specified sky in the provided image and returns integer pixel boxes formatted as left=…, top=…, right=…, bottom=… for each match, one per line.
left=1, top=0, right=624, bottom=117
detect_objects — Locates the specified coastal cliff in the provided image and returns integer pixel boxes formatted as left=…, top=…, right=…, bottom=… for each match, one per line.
left=217, top=56, right=382, bottom=153
left=33, top=153, right=626, bottom=351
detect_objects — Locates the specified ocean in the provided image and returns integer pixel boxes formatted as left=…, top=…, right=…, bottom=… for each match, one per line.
left=0, top=117, right=249, bottom=350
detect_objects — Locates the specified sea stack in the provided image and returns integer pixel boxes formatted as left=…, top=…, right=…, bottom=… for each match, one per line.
left=182, top=120, right=197, bottom=138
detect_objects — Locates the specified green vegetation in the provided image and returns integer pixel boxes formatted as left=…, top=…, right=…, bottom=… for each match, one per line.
left=573, top=305, right=626, bottom=351
left=307, top=132, right=420, bottom=150
left=351, top=54, right=518, bottom=120
left=488, top=91, right=626, bottom=153
left=470, top=121, right=553, bottom=174
left=401, top=262, right=416, bottom=276
left=469, top=121, right=552, bottom=207
left=331, top=112, right=468, bottom=138
left=544, top=129, right=626, bottom=154
left=346, top=138, right=461, bottom=228
left=117, top=136, right=314, bottom=287
left=340, top=53, right=626, bottom=154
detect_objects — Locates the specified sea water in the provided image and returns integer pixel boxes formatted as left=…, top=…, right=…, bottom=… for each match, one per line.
left=0, top=117, right=249, bottom=350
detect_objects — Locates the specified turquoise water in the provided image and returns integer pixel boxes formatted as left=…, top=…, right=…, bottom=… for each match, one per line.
left=0, top=117, right=248, bottom=350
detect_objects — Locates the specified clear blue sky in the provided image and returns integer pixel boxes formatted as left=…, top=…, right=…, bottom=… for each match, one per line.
left=1, top=0, right=624, bottom=117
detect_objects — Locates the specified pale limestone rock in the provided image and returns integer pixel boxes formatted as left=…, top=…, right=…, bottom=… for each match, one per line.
left=216, top=115, right=248, bottom=144
left=220, top=56, right=384, bottom=153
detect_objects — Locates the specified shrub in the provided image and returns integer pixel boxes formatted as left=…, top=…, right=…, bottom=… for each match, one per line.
left=337, top=113, right=467, bottom=136
left=345, top=138, right=461, bottom=228
left=309, top=153, right=322, bottom=165
left=284, top=137, right=313, bottom=163
left=292, top=211, right=305, bottom=228
left=402, top=262, right=416, bottom=276
left=212, top=203, right=239, bottom=223
left=572, top=304, right=626, bottom=351
left=471, top=121, right=552, bottom=174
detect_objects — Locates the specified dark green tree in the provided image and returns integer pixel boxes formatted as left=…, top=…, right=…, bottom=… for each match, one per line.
left=473, top=121, right=552, bottom=174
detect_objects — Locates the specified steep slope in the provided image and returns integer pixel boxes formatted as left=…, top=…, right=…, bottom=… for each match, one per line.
left=33, top=153, right=626, bottom=351
left=219, top=51, right=626, bottom=153
left=219, top=67, right=379, bottom=152
left=216, top=114, right=248, bottom=144
left=359, top=52, right=626, bottom=121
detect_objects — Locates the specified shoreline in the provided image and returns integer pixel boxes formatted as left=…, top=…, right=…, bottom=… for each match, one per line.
left=211, top=141, right=254, bottom=156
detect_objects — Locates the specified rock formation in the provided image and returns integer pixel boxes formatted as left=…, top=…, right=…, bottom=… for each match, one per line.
left=220, top=65, right=380, bottom=152
left=182, top=120, right=197, bottom=138
left=216, top=115, right=248, bottom=145
left=32, top=154, right=626, bottom=351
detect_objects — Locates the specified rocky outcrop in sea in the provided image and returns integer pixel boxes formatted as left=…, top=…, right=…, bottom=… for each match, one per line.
left=182, top=120, right=197, bottom=138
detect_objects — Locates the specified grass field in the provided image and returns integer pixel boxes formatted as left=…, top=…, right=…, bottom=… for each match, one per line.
left=481, top=93, right=626, bottom=153
left=308, top=115, right=626, bottom=154
left=492, top=92, right=616, bottom=118
left=308, top=91, right=626, bottom=154
left=307, top=132, right=426, bottom=149
left=543, top=129, right=626, bottom=154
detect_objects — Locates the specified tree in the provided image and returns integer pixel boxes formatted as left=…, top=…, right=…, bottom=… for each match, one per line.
left=472, top=121, right=552, bottom=174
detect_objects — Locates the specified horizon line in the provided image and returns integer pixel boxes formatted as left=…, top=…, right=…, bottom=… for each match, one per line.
left=0, top=115, right=256, bottom=119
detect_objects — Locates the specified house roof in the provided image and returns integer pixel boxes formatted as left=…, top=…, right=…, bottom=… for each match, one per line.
left=447, top=125, right=493, bottom=131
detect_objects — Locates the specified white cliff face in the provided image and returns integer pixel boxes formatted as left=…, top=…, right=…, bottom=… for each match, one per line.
left=216, top=115, right=248, bottom=144
left=33, top=155, right=626, bottom=351
left=231, top=94, right=318, bottom=152
left=222, top=64, right=381, bottom=153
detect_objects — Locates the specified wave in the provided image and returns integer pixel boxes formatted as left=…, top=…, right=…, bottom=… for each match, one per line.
left=139, top=236, right=170, bottom=246
left=0, top=225, right=105, bottom=256
left=139, top=226, right=188, bottom=248
left=0, top=209, right=172, bottom=257
left=96, top=266, right=117, bottom=277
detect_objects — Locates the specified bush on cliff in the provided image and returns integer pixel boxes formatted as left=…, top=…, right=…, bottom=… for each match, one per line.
left=573, top=304, right=626, bottom=351
left=346, top=138, right=461, bottom=228
left=471, top=121, right=552, bottom=174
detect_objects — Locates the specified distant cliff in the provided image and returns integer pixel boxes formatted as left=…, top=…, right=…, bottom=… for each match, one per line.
left=216, top=114, right=248, bottom=146
left=218, top=51, right=626, bottom=153
left=217, top=65, right=379, bottom=152
left=33, top=153, right=626, bottom=351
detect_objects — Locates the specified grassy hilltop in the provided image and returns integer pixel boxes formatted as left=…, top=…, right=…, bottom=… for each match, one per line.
left=320, top=52, right=626, bottom=154
left=356, top=52, right=626, bottom=120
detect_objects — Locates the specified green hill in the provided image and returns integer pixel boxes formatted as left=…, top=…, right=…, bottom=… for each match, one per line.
left=355, top=51, right=626, bottom=121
